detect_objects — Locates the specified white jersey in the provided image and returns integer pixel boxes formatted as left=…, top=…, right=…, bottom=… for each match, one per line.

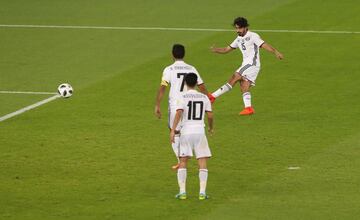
left=161, top=61, right=204, bottom=108
left=230, top=31, right=264, bottom=67
left=176, top=90, right=212, bottom=135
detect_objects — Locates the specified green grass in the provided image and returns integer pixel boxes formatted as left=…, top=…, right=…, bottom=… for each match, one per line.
left=1, top=0, right=360, bottom=219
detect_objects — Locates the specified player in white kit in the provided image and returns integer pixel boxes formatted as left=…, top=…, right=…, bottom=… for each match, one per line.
left=208, top=17, right=284, bottom=115
left=170, top=73, right=214, bottom=200
left=155, top=44, right=211, bottom=170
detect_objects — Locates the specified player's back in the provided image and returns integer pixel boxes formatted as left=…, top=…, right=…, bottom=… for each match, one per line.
left=177, top=90, right=211, bottom=135
left=162, top=61, right=203, bottom=108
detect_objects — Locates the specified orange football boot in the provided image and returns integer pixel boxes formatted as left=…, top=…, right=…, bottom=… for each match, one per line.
left=239, top=107, right=255, bottom=115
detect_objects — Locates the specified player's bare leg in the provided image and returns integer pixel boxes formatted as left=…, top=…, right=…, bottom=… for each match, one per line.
left=198, top=157, right=210, bottom=200
left=171, top=130, right=181, bottom=170
left=239, top=79, right=255, bottom=115
left=171, top=163, right=180, bottom=170
left=175, top=157, right=188, bottom=199
left=211, top=72, right=242, bottom=101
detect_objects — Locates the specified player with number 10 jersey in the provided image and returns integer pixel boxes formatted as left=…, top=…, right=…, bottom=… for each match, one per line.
left=170, top=73, right=213, bottom=200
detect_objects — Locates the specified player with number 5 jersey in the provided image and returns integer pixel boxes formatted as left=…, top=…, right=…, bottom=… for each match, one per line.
left=208, top=17, right=284, bottom=115
left=155, top=44, right=211, bottom=170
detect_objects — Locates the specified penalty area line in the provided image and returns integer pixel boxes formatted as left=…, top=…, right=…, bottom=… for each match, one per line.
left=0, top=90, right=57, bottom=95
left=0, top=94, right=60, bottom=122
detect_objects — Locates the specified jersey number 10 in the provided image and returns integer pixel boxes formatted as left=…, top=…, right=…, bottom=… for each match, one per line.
left=187, top=101, right=203, bottom=120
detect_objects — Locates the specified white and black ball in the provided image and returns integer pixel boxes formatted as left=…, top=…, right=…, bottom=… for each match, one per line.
left=57, top=83, right=73, bottom=98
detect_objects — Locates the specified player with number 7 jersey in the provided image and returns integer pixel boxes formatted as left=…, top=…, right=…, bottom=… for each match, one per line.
left=155, top=44, right=211, bottom=170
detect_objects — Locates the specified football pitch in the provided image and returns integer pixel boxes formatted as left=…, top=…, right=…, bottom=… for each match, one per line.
left=1, top=0, right=360, bottom=219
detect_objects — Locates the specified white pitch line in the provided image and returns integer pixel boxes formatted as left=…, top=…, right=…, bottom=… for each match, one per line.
left=0, top=24, right=359, bottom=34
left=288, top=166, right=301, bottom=170
left=0, top=90, right=57, bottom=95
left=0, top=94, right=60, bottom=122
left=253, top=29, right=359, bottom=34
left=0, top=24, right=231, bottom=32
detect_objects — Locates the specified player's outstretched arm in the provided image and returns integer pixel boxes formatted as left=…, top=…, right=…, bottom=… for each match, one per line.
left=155, top=85, right=166, bottom=119
left=210, top=45, right=234, bottom=54
left=206, top=111, right=214, bottom=135
left=260, top=43, right=284, bottom=60
left=198, top=84, right=209, bottom=95
left=170, top=109, right=183, bottom=143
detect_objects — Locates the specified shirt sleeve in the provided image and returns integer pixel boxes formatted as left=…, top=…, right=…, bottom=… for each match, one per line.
left=229, top=38, right=239, bottom=49
left=193, top=68, right=204, bottom=85
left=253, top=33, right=265, bottom=47
left=205, top=97, right=212, bottom=112
left=175, top=97, right=185, bottom=111
left=160, top=68, right=170, bottom=86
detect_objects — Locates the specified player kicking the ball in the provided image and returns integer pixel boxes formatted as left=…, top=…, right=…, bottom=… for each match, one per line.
left=208, top=17, right=284, bottom=115
left=155, top=44, right=211, bottom=170
left=170, top=73, right=214, bottom=200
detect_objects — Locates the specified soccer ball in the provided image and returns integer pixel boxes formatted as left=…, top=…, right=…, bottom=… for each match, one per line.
left=57, top=83, right=73, bottom=98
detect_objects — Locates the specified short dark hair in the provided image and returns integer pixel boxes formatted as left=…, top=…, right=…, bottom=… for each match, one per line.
left=172, top=44, right=185, bottom=59
left=233, top=17, right=249, bottom=28
left=185, top=73, right=197, bottom=88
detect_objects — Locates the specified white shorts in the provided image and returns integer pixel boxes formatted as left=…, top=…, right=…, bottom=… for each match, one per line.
left=168, top=107, right=181, bottom=131
left=179, top=133, right=212, bottom=159
left=236, top=64, right=260, bottom=86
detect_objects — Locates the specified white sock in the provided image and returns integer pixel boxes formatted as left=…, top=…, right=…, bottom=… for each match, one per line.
left=177, top=168, right=187, bottom=194
left=212, top=83, right=232, bottom=98
left=199, top=169, right=208, bottom=194
left=243, top=92, right=251, bottom=107
left=171, top=134, right=180, bottom=162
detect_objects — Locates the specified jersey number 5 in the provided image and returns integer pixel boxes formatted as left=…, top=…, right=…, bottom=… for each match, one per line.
left=187, top=101, right=203, bottom=120
left=241, top=42, right=246, bottom=50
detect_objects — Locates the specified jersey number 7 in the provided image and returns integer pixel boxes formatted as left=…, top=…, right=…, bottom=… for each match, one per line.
left=178, top=72, right=197, bottom=92
left=177, top=73, right=187, bottom=92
